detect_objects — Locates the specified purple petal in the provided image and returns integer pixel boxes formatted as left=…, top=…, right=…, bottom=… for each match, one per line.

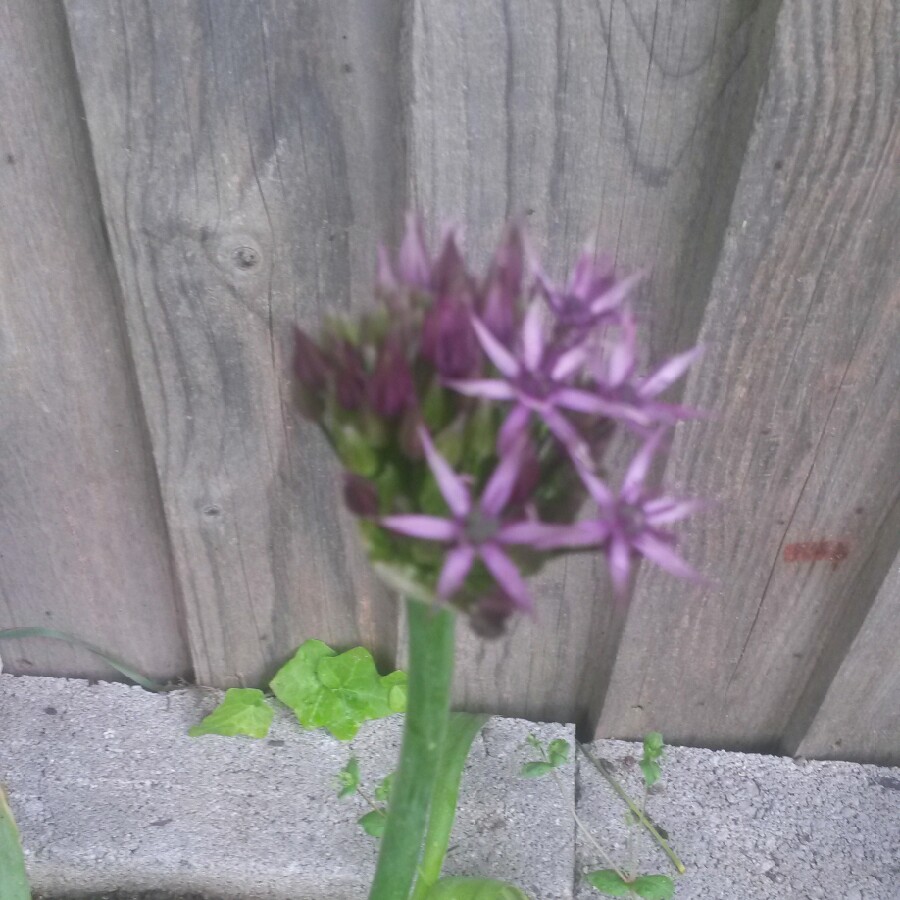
left=498, top=404, right=532, bottom=453
left=633, top=532, right=700, bottom=581
left=623, top=429, right=668, bottom=494
left=553, top=388, right=652, bottom=426
left=437, top=544, right=476, bottom=597
left=480, top=440, right=527, bottom=517
left=380, top=515, right=458, bottom=541
left=507, top=520, right=608, bottom=549
left=607, top=533, right=632, bottom=598
left=398, top=213, right=430, bottom=287
left=444, top=378, right=517, bottom=401
left=480, top=544, right=533, bottom=613
left=576, top=467, right=615, bottom=506
left=606, top=312, right=637, bottom=386
left=521, top=300, right=545, bottom=372
left=471, top=315, right=521, bottom=378
left=644, top=497, right=703, bottom=526
left=639, top=346, right=702, bottom=398
left=589, top=270, right=643, bottom=317
left=541, top=407, right=592, bottom=468
left=418, top=427, right=471, bottom=517
left=550, top=345, right=588, bottom=381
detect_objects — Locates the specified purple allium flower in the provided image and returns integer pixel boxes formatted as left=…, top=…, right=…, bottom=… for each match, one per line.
left=421, top=294, right=481, bottom=378
left=535, top=429, right=701, bottom=597
left=479, top=224, right=525, bottom=346
left=343, top=473, right=380, bottom=517
left=292, top=326, right=330, bottom=390
left=368, top=336, right=416, bottom=418
left=445, top=300, right=645, bottom=464
left=536, top=252, right=642, bottom=331
left=379, top=428, right=548, bottom=611
left=332, top=340, right=367, bottom=411
left=588, top=310, right=703, bottom=430
left=469, top=589, right=518, bottom=638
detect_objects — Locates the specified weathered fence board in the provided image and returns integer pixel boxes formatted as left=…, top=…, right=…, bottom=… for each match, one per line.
left=0, top=0, right=189, bottom=679
left=597, top=0, right=900, bottom=755
left=65, top=0, right=403, bottom=685
left=797, top=551, right=900, bottom=766
left=408, top=0, right=780, bottom=724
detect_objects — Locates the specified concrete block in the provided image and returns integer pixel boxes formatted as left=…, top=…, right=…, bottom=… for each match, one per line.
left=0, top=675, right=573, bottom=899
left=575, top=739, right=900, bottom=900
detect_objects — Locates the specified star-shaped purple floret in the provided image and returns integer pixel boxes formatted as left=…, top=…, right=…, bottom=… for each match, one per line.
left=444, top=300, right=646, bottom=466
left=534, top=429, right=702, bottom=597
left=379, top=428, right=548, bottom=611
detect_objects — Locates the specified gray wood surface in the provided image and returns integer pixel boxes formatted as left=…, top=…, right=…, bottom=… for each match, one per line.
left=408, top=0, right=781, bottom=724
left=0, top=0, right=189, bottom=680
left=597, top=0, right=900, bottom=756
left=797, top=552, right=900, bottom=765
left=65, top=0, right=403, bottom=686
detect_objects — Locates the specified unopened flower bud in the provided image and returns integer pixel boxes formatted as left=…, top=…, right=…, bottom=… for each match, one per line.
left=343, top=472, right=380, bottom=517
left=368, top=337, right=415, bottom=419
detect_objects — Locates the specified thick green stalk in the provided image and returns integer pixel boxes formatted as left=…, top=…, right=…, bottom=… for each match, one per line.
left=411, top=712, right=489, bottom=899
left=368, top=600, right=456, bottom=900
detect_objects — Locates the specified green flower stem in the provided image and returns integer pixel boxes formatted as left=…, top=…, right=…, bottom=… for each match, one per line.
left=368, top=600, right=457, bottom=900
left=411, top=712, right=489, bottom=899
left=578, top=743, right=686, bottom=875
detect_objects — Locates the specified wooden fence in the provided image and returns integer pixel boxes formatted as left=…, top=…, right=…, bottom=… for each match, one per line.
left=1, top=0, right=897, bottom=765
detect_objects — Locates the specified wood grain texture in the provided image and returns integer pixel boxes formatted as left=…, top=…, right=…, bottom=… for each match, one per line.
left=0, top=0, right=189, bottom=680
left=408, top=0, right=779, bottom=723
left=597, top=0, right=900, bottom=756
left=65, top=0, right=404, bottom=685
left=797, top=551, right=900, bottom=765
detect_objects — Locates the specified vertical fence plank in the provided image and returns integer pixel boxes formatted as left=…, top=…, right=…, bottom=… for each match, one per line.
left=597, top=0, right=900, bottom=753
left=408, top=0, right=779, bottom=722
left=797, top=552, right=900, bottom=765
left=0, top=0, right=189, bottom=679
left=65, top=0, right=404, bottom=685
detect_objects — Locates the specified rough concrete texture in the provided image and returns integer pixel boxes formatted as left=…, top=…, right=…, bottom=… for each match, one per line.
left=0, top=675, right=573, bottom=899
left=575, top=739, right=900, bottom=900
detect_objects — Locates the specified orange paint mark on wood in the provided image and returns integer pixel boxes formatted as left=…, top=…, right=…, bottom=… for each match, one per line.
left=784, top=540, right=849, bottom=570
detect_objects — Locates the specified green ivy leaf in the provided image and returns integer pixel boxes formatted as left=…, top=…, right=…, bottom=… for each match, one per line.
left=425, top=876, right=531, bottom=899
left=270, top=640, right=406, bottom=741
left=520, top=761, right=555, bottom=779
left=584, top=869, right=630, bottom=896
left=631, top=875, right=675, bottom=899
left=374, top=773, right=395, bottom=804
left=358, top=809, right=386, bottom=838
left=548, top=738, right=570, bottom=766
left=639, top=759, right=662, bottom=788
left=188, top=688, right=274, bottom=739
left=337, top=757, right=360, bottom=799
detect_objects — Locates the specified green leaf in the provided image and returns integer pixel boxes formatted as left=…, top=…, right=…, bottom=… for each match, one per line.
left=374, top=772, right=395, bottom=804
left=525, top=734, right=542, bottom=751
left=643, top=732, right=664, bottom=759
left=548, top=738, right=570, bottom=766
left=337, top=757, right=360, bottom=799
left=425, top=876, right=531, bottom=899
left=270, top=640, right=406, bottom=741
left=631, top=875, right=675, bottom=899
left=584, top=869, right=630, bottom=896
left=188, top=688, right=274, bottom=739
left=520, top=761, right=555, bottom=779
left=639, top=759, right=662, bottom=788
left=382, top=669, right=408, bottom=712
left=358, top=809, right=386, bottom=838
left=0, top=787, right=30, bottom=900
